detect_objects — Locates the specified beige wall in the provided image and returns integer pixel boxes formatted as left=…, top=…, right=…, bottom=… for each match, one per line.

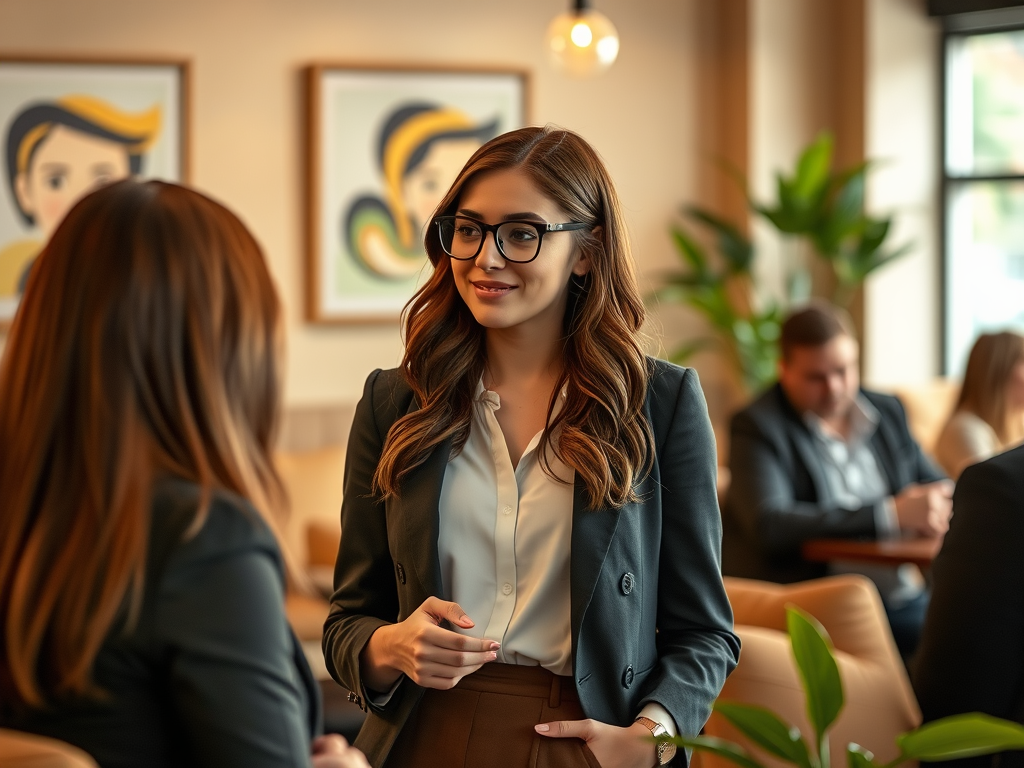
left=863, top=0, right=941, bottom=387
left=0, top=0, right=709, bottom=408
left=0, top=0, right=945, bottom=436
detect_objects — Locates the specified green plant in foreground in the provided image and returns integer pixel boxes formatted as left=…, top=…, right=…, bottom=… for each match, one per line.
left=666, top=606, right=1024, bottom=768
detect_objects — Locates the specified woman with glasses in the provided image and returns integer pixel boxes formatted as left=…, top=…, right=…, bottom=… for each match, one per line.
left=323, top=126, right=739, bottom=768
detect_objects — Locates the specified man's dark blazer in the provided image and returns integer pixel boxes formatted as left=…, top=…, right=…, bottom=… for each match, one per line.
left=912, top=444, right=1024, bottom=768
left=722, top=383, right=945, bottom=583
left=322, top=360, right=740, bottom=768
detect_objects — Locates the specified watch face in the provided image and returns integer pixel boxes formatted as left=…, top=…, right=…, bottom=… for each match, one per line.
left=657, top=740, right=678, bottom=765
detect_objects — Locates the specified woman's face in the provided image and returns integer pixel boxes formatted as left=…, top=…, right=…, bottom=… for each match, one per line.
left=449, top=168, right=590, bottom=339
left=402, top=138, right=482, bottom=229
left=15, top=124, right=131, bottom=239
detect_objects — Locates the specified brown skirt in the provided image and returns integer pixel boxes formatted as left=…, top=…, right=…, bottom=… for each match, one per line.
left=385, top=663, right=602, bottom=768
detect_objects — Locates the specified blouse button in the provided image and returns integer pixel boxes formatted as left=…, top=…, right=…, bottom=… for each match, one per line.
left=620, top=572, right=635, bottom=595
left=503, top=505, right=513, bottom=516
left=622, top=665, right=634, bottom=688
left=396, top=563, right=407, bottom=585
left=502, top=582, right=513, bottom=596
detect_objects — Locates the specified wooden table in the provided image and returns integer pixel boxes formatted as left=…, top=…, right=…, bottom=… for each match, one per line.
left=802, top=537, right=942, bottom=569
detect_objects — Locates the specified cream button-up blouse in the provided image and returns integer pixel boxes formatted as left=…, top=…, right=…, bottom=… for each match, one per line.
left=436, top=378, right=678, bottom=735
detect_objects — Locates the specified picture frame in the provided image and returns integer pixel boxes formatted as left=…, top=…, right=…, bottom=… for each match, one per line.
left=0, top=55, right=189, bottom=327
left=305, top=63, right=529, bottom=324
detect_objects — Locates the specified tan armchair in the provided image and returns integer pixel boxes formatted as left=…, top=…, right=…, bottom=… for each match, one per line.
left=0, top=729, right=98, bottom=768
left=697, top=576, right=920, bottom=768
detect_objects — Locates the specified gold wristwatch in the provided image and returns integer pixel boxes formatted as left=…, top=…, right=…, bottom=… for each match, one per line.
left=634, top=716, right=677, bottom=765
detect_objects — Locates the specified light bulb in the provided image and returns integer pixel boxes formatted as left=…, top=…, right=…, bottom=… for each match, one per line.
left=546, top=7, right=619, bottom=77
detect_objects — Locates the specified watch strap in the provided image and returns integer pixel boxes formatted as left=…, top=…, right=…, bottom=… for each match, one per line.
left=634, top=716, right=677, bottom=765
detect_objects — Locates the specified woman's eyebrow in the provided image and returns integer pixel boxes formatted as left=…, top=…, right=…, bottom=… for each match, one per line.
left=457, top=208, right=544, bottom=222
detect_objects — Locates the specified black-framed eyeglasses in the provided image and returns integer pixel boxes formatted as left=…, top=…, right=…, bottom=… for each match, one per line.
left=434, top=215, right=589, bottom=264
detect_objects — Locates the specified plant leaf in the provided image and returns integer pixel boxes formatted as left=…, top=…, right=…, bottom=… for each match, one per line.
left=669, top=735, right=769, bottom=768
left=714, top=701, right=814, bottom=768
left=686, top=207, right=755, bottom=274
left=787, top=605, right=844, bottom=745
left=846, top=744, right=879, bottom=768
left=897, top=713, right=1024, bottom=761
left=670, top=226, right=709, bottom=278
left=792, top=133, right=834, bottom=203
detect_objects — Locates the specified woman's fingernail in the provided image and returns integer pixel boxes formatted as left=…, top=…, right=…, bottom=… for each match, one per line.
left=489, top=642, right=501, bottom=651
left=535, top=724, right=550, bottom=733
left=487, top=652, right=497, bottom=660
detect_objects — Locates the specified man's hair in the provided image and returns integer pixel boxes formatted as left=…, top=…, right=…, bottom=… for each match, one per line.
left=780, top=300, right=856, bottom=360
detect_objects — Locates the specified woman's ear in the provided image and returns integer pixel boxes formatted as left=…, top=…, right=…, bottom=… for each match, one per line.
left=572, top=225, right=602, bottom=277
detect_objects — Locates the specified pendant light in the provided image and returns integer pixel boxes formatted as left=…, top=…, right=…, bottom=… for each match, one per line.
left=546, top=0, right=620, bottom=77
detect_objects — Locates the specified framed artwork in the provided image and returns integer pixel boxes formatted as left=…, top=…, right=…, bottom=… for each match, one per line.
left=306, top=63, right=529, bottom=323
left=0, top=55, right=189, bottom=326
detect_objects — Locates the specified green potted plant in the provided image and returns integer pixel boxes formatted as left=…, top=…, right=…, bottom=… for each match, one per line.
left=664, top=607, right=1024, bottom=768
left=655, top=133, right=912, bottom=396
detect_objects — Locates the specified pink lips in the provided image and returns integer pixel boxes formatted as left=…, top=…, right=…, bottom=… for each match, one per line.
left=471, top=280, right=516, bottom=297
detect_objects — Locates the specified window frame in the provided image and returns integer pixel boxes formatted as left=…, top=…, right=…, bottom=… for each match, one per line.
left=940, top=7, right=1024, bottom=374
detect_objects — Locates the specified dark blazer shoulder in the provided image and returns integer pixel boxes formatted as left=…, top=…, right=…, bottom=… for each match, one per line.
left=644, top=358, right=707, bottom=440
left=360, top=367, right=416, bottom=435
left=149, top=478, right=283, bottom=586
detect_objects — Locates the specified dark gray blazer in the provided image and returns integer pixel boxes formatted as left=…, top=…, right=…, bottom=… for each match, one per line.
left=322, top=360, right=740, bottom=768
left=1, top=478, right=320, bottom=768
left=722, top=383, right=945, bottom=583
left=912, top=444, right=1024, bottom=768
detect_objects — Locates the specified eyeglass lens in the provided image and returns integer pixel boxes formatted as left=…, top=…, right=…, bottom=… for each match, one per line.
left=438, top=217, right=542, bottom=262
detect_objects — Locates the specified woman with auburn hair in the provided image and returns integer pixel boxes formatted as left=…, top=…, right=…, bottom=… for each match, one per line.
left=0, top=180, right=368, bottom=768
left=935, top=331, right=1024, bottom=480
left=323, top=126, right=739, bottom=768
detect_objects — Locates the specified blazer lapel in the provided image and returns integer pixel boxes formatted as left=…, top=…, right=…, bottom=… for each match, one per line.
left=387, top=391, right=449, bottom=598
left=869, top=421, right=900, bottom=493
left=790, top=421, right=837, bottom=508
left=391, top=437, right=450, bottom=597
left=569, top=475, right=622, bottom=644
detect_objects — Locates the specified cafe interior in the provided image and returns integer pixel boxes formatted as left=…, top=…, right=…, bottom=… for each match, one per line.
left=2, top=0, right=1024, bottom=765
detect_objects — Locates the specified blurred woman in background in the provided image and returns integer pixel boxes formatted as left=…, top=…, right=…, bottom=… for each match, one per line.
left=0, top=179, right=367, bottom=768
left=935, top=331, right=1024, bottom=480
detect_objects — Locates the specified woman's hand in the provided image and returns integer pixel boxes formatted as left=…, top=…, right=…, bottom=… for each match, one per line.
left=310, top=734, right=371, bottom=768
left=360, top=597, right=499, bottom=691
left=535, top=719, right=657, bottom=768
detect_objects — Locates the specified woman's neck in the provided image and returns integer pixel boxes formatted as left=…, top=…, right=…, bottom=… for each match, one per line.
left=483, top=327, right=562, bottom=392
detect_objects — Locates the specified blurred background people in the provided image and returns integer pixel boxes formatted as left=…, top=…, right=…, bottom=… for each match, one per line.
left=723, top=300, right=952, bottom=658
left=0, top=180, right=367, bottom=768
left=934, top=330, right=1024, bottom=480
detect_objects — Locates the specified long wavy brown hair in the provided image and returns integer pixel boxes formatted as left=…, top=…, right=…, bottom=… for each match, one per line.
left=0, top=179, right=286, bottom=710
left=374, top=126, right=651, bottom=510
left=955, top=330, right=1024, bottom=444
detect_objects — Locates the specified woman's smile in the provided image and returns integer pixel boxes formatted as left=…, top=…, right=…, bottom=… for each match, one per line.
left=471, top=279, right=517, bottom=297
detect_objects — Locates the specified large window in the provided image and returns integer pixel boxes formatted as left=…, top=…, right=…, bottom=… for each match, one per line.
left=944, top=11, right=1024, bottom=373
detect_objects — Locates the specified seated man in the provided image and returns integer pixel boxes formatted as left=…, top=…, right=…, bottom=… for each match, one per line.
left=912, top=444, right=1024, bottom=768
left=722, top=301, right=952, bottom=656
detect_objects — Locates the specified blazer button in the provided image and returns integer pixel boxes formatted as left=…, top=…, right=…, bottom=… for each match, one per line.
left=620, top=572, right=635, bottom=595
left=396, top=563, right=407, bottom=584
left=622, top=664, right=634, bottom=689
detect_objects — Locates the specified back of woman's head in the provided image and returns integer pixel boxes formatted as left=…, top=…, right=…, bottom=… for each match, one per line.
left=0, top=179, right=284, bottom=709
left=957, top=330, right=1024, bottom=441
left=382, top=126, right=650, bottom=510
